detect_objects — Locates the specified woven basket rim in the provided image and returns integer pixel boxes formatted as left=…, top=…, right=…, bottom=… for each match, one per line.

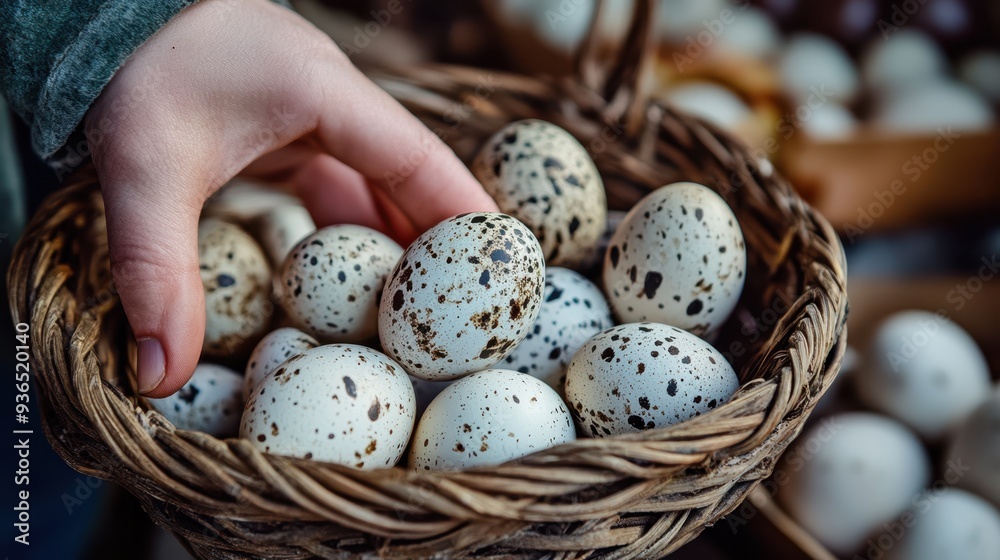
left=7, top=2, right=848, bottom=557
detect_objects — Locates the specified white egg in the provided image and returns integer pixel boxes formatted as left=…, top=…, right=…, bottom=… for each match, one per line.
left=946, top=387, right=1000, bottom=507
left=564, top=323, right=739, bottom=436
left=602, top=182, right=746, bottom=338
left=410, top=369, right=575, bottom=471
left=884, top=489, right=1000, bottom=560
left=198, top=219, right=273, bottom=358
left=777, top=413, right=931, bottom=556
left=204, top=179, right=302, bottom=222
left=854, top=311, right=991, bottom=441
left=861, top=30, right=947, bottom=93
left=148, top=363, right=243, bottom=437
left=779, top=34, right=859, bottom=104
left=256, top=204, right=316, bottom=266
left=378, top=212, right=545, bottom=381
left=660, top=82, right=752, bottom=133
left=873, top=79, right=995, bottom=133
left=472, top=120, right=607, bottom=267
left=244, top=327, right=318, bottom=400
left=501, top=267, right=613, bottom=392
left=801, top=102, right=857, bottom=140
left=279, top=225, right=403, bottom=343
left=959, top=49, right=1000, bottom=103
left=714, top=7, right=782, bottom=60
left=241, top=344, right=414, bottom=468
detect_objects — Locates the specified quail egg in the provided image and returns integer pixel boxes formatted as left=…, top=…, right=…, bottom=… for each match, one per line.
left=410, top=369, right=575, bottom=470
left=472, top=120, right=607, bottom=267
left=854, top=311, right=991, bottom=441
left=244, top=327, right=319, bottom=400
left=148, top=363, right=244, bottom=437
left=883, top=489, right=1000, bottom=560
left=603, top=182, right=746, bottom=339
left=198, top=218, right=273, bottom=358
left=279, top=225, right=403, bottom=343
left=501, top=267, right=613, bottom=392
left=241, top=344, right=415, bottom=468
left=256, top=204, right=316, bottom=266
left=564, top=322, right=739, bottom=436
left=777, top=413, right=931, bottom=556
left=378, top=212, right=545, bottom=381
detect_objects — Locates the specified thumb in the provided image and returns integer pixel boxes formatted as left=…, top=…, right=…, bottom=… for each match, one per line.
left=100, top=169, right=207, bottom=398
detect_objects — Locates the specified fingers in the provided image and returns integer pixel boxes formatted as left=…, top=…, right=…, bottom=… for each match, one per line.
left=290, top=154, right=388, bottom=232
left=313, top=67, right=498, bottom=231
left=99, top=165, right=207, bottom=398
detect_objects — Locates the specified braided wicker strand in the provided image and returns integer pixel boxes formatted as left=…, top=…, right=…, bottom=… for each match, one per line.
left=7, top=2, right=847, bottom=557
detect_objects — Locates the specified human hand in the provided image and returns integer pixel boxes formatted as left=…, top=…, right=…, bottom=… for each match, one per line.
left=85, top=0, right=497, bottom=398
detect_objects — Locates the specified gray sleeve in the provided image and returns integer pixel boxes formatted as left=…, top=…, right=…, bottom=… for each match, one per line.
left=0, top=1, right=197, bottom=164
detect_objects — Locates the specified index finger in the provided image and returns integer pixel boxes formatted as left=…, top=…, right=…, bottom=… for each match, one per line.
left=314, top=65, right=498, bottom=231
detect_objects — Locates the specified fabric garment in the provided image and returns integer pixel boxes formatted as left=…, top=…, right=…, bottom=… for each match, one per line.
left=0, top=1, right=197, bottom=165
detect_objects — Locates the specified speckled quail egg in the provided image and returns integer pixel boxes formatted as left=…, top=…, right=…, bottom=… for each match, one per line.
left=603, top=182, right=746, bottom=339
left=565, top=323, right=739, bottom=437
left=777, top=413, right=931, bottom=557
left=501, top=267, right=613, bottom=392
left=241, top=344, right=414, bottom=468
left=256, top=204, right=316, bottom=266
left=883, top=489, right=1000, bottom=560
left=471, top=120, right=607, bottom=267
left=279, top=225, right=403, bottom=343
left=854, top=311, right=991, bottom=441
left=244, top=327, right=319, bottom=400
left=660, top=82, right=753, bottom=133
left=410, top=369, right=575, bottom=471
left=198, top=218, right=273, bottom=358
left=946, top=387, right=1000, bottom=507
left=579, top=210, right=627, bottom=272
left=148, top=363, right=243, bottom=437
left=378, top=212, right=545, bottom=381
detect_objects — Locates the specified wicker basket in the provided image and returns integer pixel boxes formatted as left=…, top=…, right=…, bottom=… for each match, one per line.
left=7, top=2, right=847, bottom=558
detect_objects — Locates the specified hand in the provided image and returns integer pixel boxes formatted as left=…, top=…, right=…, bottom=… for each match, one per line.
left=85, top=0, right=497, bottom=398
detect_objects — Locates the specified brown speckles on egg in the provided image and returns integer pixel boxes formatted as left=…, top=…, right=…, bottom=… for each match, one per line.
left=378, top=213, right=545, bottom=381
left=471, top=120, right=607, bottom=267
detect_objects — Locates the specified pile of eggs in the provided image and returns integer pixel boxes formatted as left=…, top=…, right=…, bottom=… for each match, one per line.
left=148, top=119, right=749, bottom=472
left=776, top=310, right=1000, bottom=558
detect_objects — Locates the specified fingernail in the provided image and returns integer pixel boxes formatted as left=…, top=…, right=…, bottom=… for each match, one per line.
left=137, top=338, right=166, bottom=395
